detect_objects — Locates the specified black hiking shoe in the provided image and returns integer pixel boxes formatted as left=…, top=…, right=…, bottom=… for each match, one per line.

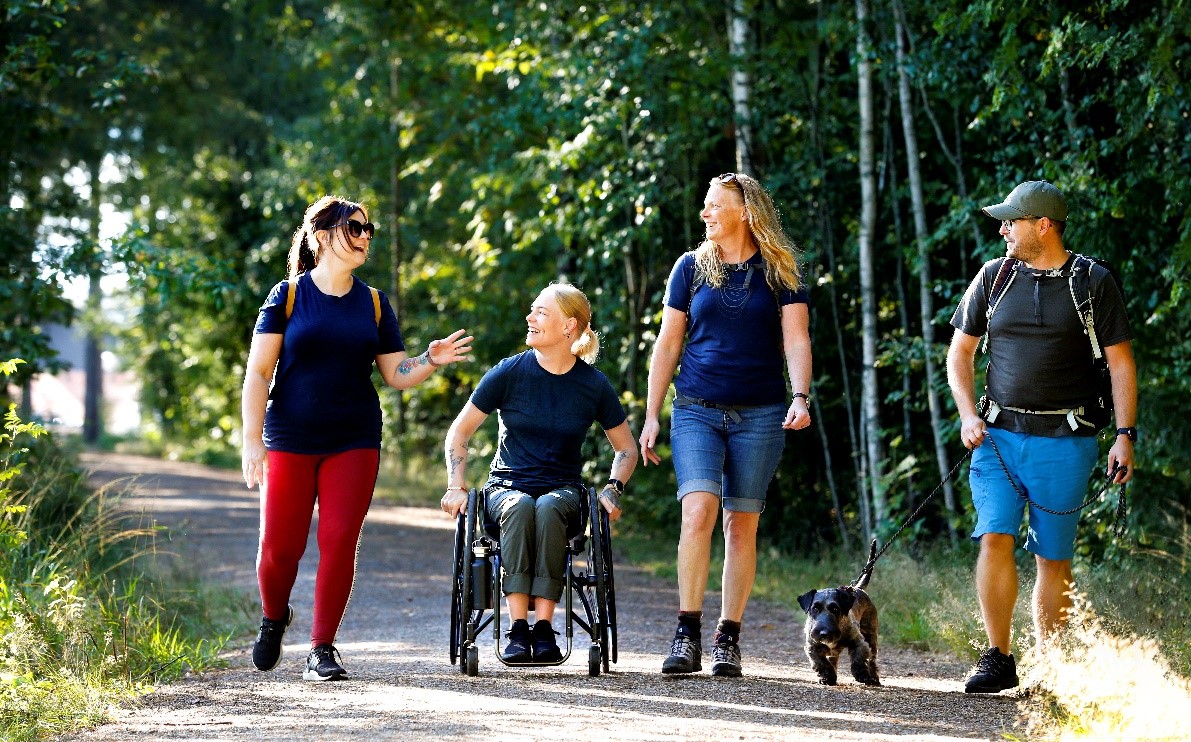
left=501, top=619, right=533, bottom=664
left=302, top=643, right=349, bottom=681
left=531, top=619, right=562, bottom=663
left=662, top=624, right=702, bottom=674
left=252, top=605, right=294, bottom=671
left=964, top=647, right=1019, bottom=693
left=710, top=634, right=743, bottom=677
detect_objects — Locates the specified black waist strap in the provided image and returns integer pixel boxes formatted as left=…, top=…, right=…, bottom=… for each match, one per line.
left=673, top=391, right=761, bottom=423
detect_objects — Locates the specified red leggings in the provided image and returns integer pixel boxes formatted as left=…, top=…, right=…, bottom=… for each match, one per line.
left=257, top=448, right=379, bottom=647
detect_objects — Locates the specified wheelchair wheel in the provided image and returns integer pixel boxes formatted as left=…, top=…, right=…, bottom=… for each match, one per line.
left=588, top=488, right=615, bottom=673
left=449, top=510, right=466, bottom=666
left=588, top=644, right=601, bottom=677
left=458, top=489, right=480, bottom=675
left=465, top=644, right=479, bottom=677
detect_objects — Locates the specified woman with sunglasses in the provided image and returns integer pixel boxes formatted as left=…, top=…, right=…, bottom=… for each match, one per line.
left=639, top=172, right=812, bottom=678
left=242, top=195, right=472, bottom=681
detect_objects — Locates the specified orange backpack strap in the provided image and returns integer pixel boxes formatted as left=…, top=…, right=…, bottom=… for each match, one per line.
left=285, top=280, right=296, bottom=319
left=286, top=278, right=380, bottom=326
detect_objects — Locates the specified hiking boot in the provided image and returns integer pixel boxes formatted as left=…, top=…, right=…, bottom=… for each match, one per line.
left=711, top=634, right=743, bottom=677
left=302, top=643, right=349, bottom=681
left=964, top=647, right=1019, bottom=693
left=661, top=624, right=702, bottom=674
left=531, top=619, right=562, bottom=663
left=252, top=605, right=294, bottom=671
left=501, top=619, right=533, bottom=664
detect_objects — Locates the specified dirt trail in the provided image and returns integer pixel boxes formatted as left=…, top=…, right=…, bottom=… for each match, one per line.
left=62, top=453, right=1023, bottom=741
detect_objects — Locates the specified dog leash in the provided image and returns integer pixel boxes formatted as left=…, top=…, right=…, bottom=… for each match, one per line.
left=986, top=433, right=1128, bottom=537
left=850, top=448, right=973, bottom=588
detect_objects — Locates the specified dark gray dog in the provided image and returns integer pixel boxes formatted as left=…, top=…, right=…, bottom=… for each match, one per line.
left=796, top=554, right=880, bottom=687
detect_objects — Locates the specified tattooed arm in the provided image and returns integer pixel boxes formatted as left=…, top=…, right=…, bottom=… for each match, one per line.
left=598, top=422, right=639, bottom=522
left=441, top=401, right=489, bottom=517
left=376, top=329, right=474, bottom=390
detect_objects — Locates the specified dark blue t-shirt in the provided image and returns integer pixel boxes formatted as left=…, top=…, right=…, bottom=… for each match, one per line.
left=254, top=272, right=405, bottom=454
left=663, top=251, right=808, bottom=406
left=470, top=351, right=628, bottom=496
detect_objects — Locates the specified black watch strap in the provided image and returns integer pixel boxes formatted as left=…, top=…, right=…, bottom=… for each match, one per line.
left=605, top=478, right=624, bottom=495
left=1115, top=427, right=1138, bottom=442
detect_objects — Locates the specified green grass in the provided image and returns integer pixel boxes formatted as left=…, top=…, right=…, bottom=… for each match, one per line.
left=1, top=388, right=251, bottom=741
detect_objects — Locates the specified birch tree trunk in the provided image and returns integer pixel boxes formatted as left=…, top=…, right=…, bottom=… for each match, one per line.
left=389, top=56, right=406, bottom=439
left=728, top=0, right=753, bottom=174
left=83, top=156, right=104, bottom=445
left=855, top=0, right=885, bottom=526
left=894, top=4, right=957, bottom=542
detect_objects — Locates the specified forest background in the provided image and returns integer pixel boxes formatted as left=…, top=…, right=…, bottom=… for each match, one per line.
left=3, top=0, right=1189, bottom=610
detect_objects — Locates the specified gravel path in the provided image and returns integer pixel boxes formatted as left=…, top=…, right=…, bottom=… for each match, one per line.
left=62, top=453, right=1024, bottom=741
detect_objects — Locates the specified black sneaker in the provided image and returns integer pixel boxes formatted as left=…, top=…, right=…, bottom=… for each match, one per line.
left=964, top=647, right=1019, bottom=693
left=501, top=619, right=532, bottom=664
left=252, top=605, right=294, bottom=671
left=711, top=634, right=743, bottom=677
left=662, top=625, right=702, bottom=674
left=531, top=619, right=562, bottom=663
left=303, top=643, right=349, bottom=681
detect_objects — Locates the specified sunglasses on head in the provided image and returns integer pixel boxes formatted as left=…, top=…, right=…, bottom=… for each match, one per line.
left=329, top=220, right=376, bottom=240
left=716, top=172, right=739, bottom=185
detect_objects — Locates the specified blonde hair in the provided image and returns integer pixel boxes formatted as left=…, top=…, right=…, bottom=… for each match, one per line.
left=694, top=173, right=803, bottom=292
left=541, top=282, right=601, bottom=364
left=287, top=195, right=367, bottom=279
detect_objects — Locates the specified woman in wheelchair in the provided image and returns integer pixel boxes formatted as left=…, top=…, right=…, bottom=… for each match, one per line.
left=441, top=282, right=637, bottom=664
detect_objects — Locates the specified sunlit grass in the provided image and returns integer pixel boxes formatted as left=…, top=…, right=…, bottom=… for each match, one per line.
left=1022, top=595, right=1191, bottom=740
left=1, top=392, right=250, bottom=740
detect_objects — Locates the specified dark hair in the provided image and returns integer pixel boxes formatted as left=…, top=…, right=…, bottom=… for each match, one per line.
left=287, top=196, right=368, bottom=278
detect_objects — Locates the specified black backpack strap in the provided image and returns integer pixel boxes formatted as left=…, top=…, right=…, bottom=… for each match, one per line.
left=1069, top=254, right=1101, bottom=361
left=981, top=257, right=1018, bottom=353
left=686, top=266, right=707, bottom=315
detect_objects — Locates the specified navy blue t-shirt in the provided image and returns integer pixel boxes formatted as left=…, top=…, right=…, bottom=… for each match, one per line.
left=254, top=272, right=405, bottom=454
left=663, top=251, right=808, bottom=406
left=470, top=351, right=627, bottom=496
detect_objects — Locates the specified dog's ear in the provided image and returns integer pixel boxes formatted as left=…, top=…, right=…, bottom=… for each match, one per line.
left=797, top=589, right=817, bottom=614
left=835, top=587, right=856, bottom=613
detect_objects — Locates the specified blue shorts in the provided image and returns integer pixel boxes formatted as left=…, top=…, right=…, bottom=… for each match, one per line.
left=670, top=399, right=786, bottom=513
left=969, top=427, right=1099, bottom=561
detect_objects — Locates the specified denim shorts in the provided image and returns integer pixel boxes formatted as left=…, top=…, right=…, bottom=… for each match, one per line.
left=969, top=427, right=1099, bottom=561
left=670, top=398, right=787, bottom=513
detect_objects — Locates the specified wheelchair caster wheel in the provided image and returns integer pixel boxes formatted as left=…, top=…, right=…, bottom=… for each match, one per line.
left=465, top=644, right=479, bottom=676
left=588, top=644, right=601, bottom=677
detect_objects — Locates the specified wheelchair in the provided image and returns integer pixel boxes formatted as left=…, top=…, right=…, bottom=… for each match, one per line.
left=449, top=485, right=617, bottom=676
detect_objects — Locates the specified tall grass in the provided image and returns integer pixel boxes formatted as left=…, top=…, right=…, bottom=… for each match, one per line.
left=1, top=361, right=248, bottom=741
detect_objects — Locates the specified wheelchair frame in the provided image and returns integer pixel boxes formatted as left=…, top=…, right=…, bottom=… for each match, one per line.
left=449, top=485, right=617, bottom=676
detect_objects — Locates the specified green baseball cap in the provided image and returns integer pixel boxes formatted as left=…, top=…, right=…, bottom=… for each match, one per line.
left=981, top=180, right=1068, bottom=221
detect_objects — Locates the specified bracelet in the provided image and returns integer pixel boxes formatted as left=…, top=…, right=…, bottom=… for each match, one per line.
left=444, top=486, right=466, bottom=493
left=425, top=351, right=442, bottom=368
left=792, top=392, right=811, bottom=403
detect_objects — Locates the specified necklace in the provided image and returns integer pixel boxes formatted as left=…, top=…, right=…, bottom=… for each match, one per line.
left=716, top=263, right=754, bottom=318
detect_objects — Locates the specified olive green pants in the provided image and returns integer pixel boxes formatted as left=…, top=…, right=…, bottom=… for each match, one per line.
left=485, top=484, right=583, bottom=601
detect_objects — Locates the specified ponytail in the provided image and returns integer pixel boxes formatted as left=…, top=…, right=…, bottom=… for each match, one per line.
left=571, top=327, right=601, bottom=364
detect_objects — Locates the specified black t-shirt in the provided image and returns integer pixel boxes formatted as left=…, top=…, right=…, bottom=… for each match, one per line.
left=470, top=351, right=628, bottom=496
left=950, top=255, right=1131, bottom=437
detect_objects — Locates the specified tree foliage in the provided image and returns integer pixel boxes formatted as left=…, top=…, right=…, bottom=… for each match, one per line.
left=6, top=0, right=1189, bottom=555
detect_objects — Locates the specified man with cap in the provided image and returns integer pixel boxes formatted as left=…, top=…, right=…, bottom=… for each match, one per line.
left=946, top=180, right=1136, bottom=693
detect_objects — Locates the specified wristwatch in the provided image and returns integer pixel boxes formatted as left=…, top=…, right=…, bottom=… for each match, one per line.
left=1115, top=427, right=1138, bottom=442
left=605, top=478, right=625, bottom=495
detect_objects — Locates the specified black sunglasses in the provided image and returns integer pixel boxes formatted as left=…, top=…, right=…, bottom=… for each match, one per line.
left=329, top=220, right=376, bottom=240
left=716, top=172, right=739, bottom=185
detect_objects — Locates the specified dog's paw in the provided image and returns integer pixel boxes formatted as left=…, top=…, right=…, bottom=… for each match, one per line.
left=816, top=674, right=838, bottom=686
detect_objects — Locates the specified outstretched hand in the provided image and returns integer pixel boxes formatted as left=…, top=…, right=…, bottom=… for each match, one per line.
left=428, top=329, right=473, bottom=367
